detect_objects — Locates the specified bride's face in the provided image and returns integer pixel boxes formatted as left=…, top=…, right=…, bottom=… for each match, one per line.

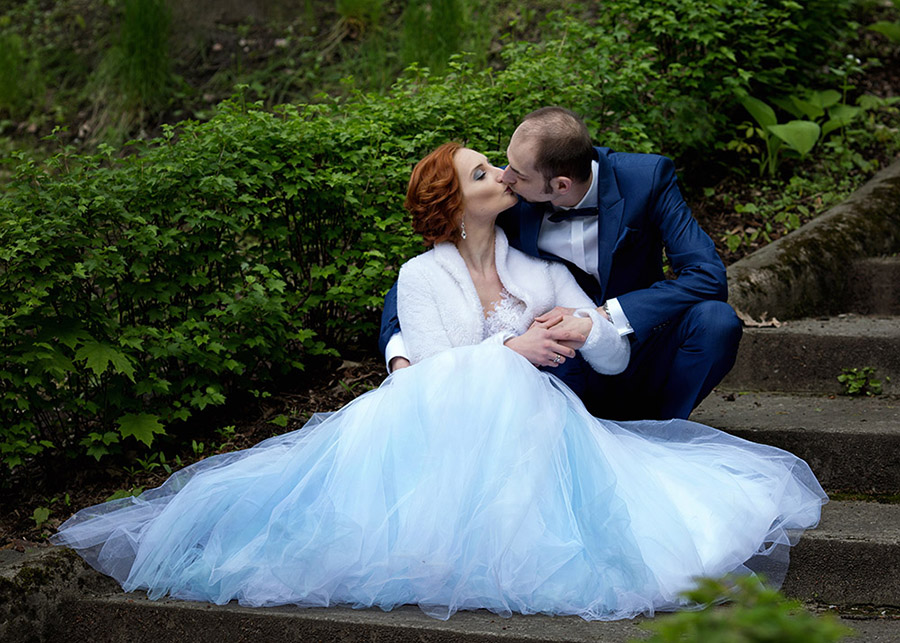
left=453, top=148, right=518, bottom=223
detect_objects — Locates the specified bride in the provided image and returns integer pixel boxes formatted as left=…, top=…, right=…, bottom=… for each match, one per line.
left=52, top=143, right=826, bottom=621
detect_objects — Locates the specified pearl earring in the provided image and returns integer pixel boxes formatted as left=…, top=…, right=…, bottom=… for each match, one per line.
left=460, top=219, right=467, bottom=240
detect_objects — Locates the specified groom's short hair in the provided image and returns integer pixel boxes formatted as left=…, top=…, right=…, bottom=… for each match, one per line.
left=518, top=107, right=593, bottom=187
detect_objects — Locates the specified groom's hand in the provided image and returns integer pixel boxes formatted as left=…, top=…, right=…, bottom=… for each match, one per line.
left=534, top=306, right=576, bottom=324
left=505, top=315, right=583, bottom=367
left=551, top=315, right=593, bottom=350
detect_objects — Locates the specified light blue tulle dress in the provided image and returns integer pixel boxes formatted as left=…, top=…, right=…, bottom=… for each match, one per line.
left=52, top=337, right=826, bottom=621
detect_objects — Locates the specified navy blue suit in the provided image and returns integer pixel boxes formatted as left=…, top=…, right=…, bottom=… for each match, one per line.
left=380, top=147, right=741, bottom=420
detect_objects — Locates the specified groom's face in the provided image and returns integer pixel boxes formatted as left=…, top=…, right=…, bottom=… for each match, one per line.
left=501, top=133, right=553, bottom=205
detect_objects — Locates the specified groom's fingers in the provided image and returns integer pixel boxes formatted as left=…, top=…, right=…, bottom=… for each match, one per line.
left=535, top=306, right=575, bottom=324
left=532, top=314, right=563, bottom=329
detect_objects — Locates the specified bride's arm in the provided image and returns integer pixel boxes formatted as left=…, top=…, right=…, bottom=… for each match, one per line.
left=398, top=257, right=582, bottom=367
left=547, top=264, right=631, bottom=375
left=397, top=261, right=455, bottom=365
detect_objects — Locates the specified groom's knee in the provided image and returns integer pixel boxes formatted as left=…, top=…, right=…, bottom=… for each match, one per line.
left=682, top=300, right=742, bottom=361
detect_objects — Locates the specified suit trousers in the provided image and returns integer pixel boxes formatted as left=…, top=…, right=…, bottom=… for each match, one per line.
left=547, top=300, right=742, bottom=421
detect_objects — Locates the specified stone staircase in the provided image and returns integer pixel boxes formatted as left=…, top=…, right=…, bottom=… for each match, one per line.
left=4, top=161, right=900, bottom=641
left=692, top=288, right=900, bottom=614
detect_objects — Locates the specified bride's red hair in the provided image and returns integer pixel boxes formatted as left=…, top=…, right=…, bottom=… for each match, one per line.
left=405, top=142, right=464, bottom=247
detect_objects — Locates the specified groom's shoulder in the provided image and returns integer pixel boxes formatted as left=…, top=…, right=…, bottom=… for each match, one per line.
left=599, top=147, right=675, bottom=184
left=599, top=146, right=669, bottom=170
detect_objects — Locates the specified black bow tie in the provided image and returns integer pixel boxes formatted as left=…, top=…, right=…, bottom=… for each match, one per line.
left=546, top=206, right=599, bottom=223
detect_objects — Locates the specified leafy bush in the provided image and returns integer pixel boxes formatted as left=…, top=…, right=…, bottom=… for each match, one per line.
left=0, top=1, right=872, bottom=474
left=639, top=575, right=852, bottom=642
left=0, top=99, right=422, bottom=472
left=584, top=0, right=855, bottom=152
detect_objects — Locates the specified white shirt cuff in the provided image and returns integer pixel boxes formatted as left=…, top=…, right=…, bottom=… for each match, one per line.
left=604, top=298, right=633, bottom=337
left=384, top=333, right=409, bottom=372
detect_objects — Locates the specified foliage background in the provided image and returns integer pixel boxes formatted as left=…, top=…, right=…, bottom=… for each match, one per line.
left=0, top=0, right=899, bottom=518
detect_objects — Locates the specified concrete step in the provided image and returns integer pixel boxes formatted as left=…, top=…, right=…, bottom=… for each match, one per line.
left=721, top=315, right=900, bottom=395
left=42, top=592, right=900, bottom=642
left=781, top=500, right=900, bottom=607
left=692, top=391, right=900, bottom=493
left=5, top=497, right=899, bottom=642
left=847, top=257, right=900, bottom=315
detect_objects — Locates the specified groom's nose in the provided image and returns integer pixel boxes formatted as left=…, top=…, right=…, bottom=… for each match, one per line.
left=500, top=166, right=516, bottom=184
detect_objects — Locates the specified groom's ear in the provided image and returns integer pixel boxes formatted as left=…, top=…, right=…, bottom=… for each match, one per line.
left=552, top=176, right=573, bottom=195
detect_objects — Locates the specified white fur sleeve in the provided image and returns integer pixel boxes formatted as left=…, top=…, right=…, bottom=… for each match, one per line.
left=548, top=263, right=630, bottom=375
left=397, top=260, right=454, bottom=364
left=574, top=307, right=630, bottom=374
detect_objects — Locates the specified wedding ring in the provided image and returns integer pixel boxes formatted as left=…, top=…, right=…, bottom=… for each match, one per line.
left=552, top=354, right=561, bottom=363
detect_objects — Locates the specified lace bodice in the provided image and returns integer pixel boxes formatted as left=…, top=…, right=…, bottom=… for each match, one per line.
left=483, top=288, right=529, bottom=339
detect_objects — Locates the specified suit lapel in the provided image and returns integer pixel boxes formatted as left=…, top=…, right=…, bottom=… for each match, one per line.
left=594, top=148, right=624, bottom=301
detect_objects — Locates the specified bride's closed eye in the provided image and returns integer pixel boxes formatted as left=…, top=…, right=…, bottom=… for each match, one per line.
left=473, top=168, right=486, bottom=180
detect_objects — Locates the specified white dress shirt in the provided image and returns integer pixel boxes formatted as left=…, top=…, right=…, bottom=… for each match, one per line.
left=542, top=160, right=633, bottom=338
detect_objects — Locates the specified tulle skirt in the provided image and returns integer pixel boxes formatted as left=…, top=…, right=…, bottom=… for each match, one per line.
left=52, top=344, right=826, bottom=621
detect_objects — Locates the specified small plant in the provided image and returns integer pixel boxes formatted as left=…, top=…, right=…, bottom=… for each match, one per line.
left=0, top=30, right=43, bottom=120
left=106, top=486, right=144, bottom=502
left=738, top=89, right=871, bottom=178
left=838, top=367, right=883, bottom=396
left=400, top=0, right=465, bottom=73
left=32, top=494, right=70, bottom=529
left=637, top=575, right=852, bottom=642
left=95, top=0, right=174, bottom=118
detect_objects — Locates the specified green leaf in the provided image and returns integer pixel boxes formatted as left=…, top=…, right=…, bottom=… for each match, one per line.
left=75, top=342, right=136, bottom=381
left=106, top=487, right=144, bottom=502
left=32, top=506, right=51, bottom=527
left=869, top=21, right=900, bottom=43
left=767, top=121, right=820, bottom=158
left=741, top=96, right=777, bottom=129
left=117, top=413, right=166, bottom=447
left=806, top=89, right=841, bottom=110
left=789, top=97, right=824, bottom=121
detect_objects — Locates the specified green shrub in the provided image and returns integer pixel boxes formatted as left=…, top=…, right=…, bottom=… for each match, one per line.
left=0, top=99, right=423, bottom=473
left=638, top=575, right=852, bottom=642
left=0, top=0, right=873, bottom=474
left=584, top=0, right=856, bottom=152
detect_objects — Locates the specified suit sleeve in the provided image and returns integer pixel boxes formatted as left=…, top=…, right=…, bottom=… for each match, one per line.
left=377, top=281, right=401, bottom=357
left=616, top=156, right=727, bottom=337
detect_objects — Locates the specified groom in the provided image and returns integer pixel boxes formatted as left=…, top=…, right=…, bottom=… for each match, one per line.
left=379, top=107, right=741, bottom=420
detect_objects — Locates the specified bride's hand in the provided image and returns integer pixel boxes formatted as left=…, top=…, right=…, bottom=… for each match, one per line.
left=534, top=306, right=576, bottom=325
left=504, top=315, right=585, bottom=367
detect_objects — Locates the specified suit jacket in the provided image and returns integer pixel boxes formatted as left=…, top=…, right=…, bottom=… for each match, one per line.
left=397, top=228, right=629, bottom=373
left=497, top=147, right=727, bottom=341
